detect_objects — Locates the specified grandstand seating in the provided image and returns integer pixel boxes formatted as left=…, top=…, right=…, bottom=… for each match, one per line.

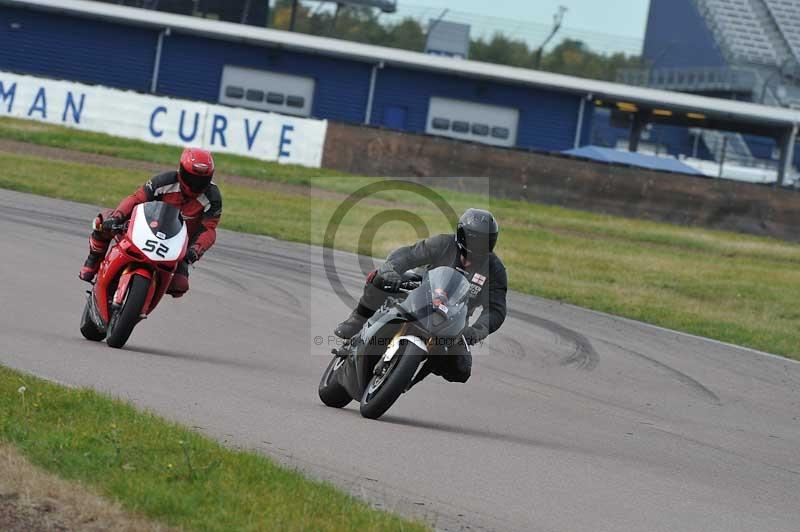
left=693, top=0, right=800, bottom=68
left=764, top=0, right=800, bottom=62
left=614, top=0, right=800, bottom=173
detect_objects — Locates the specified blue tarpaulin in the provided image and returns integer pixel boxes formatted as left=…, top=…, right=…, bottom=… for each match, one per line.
left=563, top=146, right=703, bottom=175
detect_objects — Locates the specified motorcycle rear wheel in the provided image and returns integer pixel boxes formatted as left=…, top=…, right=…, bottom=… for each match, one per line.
left=106, top=274, right=149, bottom=349
left=318, top=355, right=353, bottom=408
left=79, top=296, right=105, bottom=342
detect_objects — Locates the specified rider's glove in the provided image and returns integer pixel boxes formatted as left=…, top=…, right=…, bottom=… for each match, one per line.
left=92, top=214, right=104, bottom=232
left=93, top=213, right=123, bottom=233
left=462, top=325, right=488, bottom=346
left=373, top=265, right=402, bottom=292
left=185, top=247, right=200, bottom=264
left=101, top=218, right=122, bottom=232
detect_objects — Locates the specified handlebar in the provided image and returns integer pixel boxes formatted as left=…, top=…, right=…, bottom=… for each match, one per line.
left=376, top=279, right=420, bottom=293
left=100, top=219, right=127, bottom=234
left=386, top=280, right=422, bottom=294
left=398, top=280, right=421, bottom=292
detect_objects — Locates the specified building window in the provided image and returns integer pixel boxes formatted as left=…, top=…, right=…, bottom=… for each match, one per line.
left=471, top=123, right=489, bottom=136
left=225, top=86, right=244, bottom=99
left=266, top=92, right=285, bottom=104
left=452, top=121, right=470, bottom=133
left=431, top=117, right=450, bottom=130
left=491, top=127, right=510, bottom=139
left=286, top=95, right=305, bottom=108
left=246, top=89, right=264, bottom=102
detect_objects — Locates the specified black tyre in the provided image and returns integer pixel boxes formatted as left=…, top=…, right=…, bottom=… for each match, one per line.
left=79, top=297, right=105, bottom=342
left=360, top=342, right=424, bottom=420
left=106, top=274, right=149, bottom=349
left=318, top=356, right=353, bottom=408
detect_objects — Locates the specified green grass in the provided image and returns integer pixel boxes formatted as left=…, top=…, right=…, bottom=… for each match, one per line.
left=1, top=117, right=799, bottom=360
left=0, top=365, right=426, bottom=531
left=0, top=117, right=350, bottom=184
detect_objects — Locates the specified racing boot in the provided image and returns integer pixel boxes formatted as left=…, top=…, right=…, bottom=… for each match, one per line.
left=79, top=251, right=103, bottom=282
left=79, top=231, right=110, bottom=282
left=334, top=310, right=368, bottom=339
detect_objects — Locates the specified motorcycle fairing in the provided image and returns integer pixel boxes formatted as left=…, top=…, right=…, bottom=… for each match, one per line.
left=86, top=290, right=107, bottom=334
left=333, top=267, right=473, bottom=401
left=130, top=203, right=188, bottom=263
left=113, top=266, right=153, bottom=306
left=94, top=244, right=132, bottom=324
left=339, top=307, right=406, bottom=400
left=91, top=201, right=188, bottom=325
left=383, top=335, right=427, bottom=362
left=399, top=266, right=471, bottom=338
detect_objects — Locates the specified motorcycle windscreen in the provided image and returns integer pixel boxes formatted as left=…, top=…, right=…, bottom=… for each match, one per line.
left=141, top=202, right=183, bottom=239
left=131, top=202, right=187, bottom=262
left=399, top=266, right=470, bottom=335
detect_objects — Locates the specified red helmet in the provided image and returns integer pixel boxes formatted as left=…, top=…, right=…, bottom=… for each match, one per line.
left=178, top=148, right=215, bottom=195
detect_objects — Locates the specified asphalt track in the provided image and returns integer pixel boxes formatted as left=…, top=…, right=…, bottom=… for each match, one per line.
left=1, top=188, right=799, bottom=532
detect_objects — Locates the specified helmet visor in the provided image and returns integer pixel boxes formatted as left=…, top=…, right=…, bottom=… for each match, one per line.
left=463, top=229, right=497, bottom=256
left=179, top=167, right=212, bottom=193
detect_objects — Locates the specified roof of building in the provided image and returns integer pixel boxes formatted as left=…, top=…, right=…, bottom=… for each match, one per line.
left=563, top=146, right=704, bottom=175
left=5, top=0, right=800, bottom=129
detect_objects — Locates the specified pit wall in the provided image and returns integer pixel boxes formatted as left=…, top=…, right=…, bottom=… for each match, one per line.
left=322, top=123, right=800, bottom=241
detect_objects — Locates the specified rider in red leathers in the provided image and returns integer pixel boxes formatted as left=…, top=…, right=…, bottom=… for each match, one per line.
left=79, top=148, right=222, bottom=298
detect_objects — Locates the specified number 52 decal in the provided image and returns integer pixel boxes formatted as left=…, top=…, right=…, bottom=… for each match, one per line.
left=143, top=239, right=170, bottom=258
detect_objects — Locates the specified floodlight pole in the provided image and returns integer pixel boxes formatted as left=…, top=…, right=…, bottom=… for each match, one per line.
left=777, top=124, right=797, bottom=188
left=240, top=0, right=253, bottom=24
left=429, top=8, right=449, bottom=33
left=534, top=5, right=567, bottom=70
left=333, top=2, right=342, bottom=30
left=718, top=136, right=728, bottom=178
left=290, top=0, right=299, bottom=31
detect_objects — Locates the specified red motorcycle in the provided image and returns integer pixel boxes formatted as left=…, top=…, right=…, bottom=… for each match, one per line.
left=80, top=202, right=188, bottom=348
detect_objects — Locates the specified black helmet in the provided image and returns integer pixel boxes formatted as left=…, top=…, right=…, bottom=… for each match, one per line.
left=456, top=208, right=499, bottom=258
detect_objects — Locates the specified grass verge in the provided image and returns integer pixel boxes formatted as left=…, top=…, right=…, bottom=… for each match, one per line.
left=0, top=117, right=348, bottom=184
left=0, top=364, right=426, bottom=531
left=1, top=440, right=173, bottom=531
left=1, top=117, right=799, bottom=360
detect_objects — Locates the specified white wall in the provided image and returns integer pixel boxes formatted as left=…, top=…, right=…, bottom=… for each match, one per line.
left=0, top=70, right=328, bottom=167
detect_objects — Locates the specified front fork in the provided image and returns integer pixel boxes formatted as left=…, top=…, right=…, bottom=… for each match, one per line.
left=111, top=265, right=157, bottom=318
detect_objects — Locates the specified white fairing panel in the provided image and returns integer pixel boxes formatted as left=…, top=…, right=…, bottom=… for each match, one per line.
left=383, top=335, right=428, bottom=362
left=130, top=204, right=188, bottom=262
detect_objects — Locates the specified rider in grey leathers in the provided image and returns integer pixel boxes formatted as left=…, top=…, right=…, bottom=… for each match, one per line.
left=334, top=208, right=507, bottom=383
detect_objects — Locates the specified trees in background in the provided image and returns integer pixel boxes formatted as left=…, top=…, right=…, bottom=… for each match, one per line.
left=94, top=0, right=641, bottom=81
left=272, top=1, right=426, bottom=51
left=270, top=1, right=641, bottom=81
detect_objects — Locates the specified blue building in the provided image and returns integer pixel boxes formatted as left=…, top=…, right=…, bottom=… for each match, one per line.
left=1, top=0, right=799, bottom=182
left=608, top=0, right=800, bottom=173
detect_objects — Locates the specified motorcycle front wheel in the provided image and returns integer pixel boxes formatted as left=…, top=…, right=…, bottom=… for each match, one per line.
left=106, top=274, right=149, bottom=349
left=360, top=341, right=425, bottom=420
